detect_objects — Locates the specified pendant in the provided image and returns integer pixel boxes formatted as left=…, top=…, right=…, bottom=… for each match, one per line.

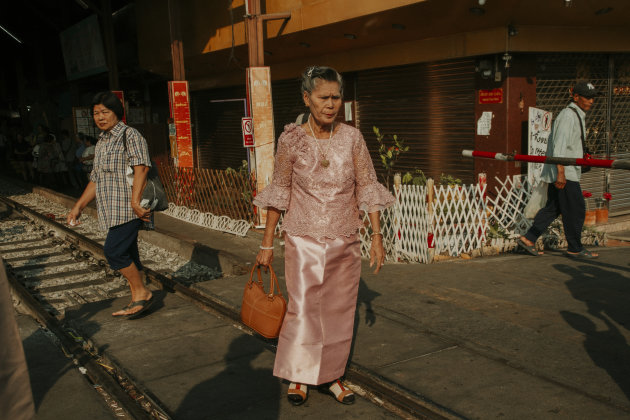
left=320, top=159, right=330, bottom=168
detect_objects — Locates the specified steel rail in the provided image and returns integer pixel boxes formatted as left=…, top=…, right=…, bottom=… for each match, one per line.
left=1, top=196, right=168, bottom=419
left=6, top=270, right=154, bottom=420
left=1, top=194, right=461, bottom=420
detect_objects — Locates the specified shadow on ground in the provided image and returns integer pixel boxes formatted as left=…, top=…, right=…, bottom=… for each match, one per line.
left=558, top=261, right=630, bottom=401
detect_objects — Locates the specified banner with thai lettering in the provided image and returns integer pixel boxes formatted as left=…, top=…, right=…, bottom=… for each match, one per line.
left=168, top=81, right=194, bottom=168
left=112, top=91, right=126, bottom=123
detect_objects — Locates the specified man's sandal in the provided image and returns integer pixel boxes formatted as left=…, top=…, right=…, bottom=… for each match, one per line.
left=287, top=382, right=308, bottom=406
left=114, top=294, right=155, bottom=320
left=517, top=238, right=543, bottom=256
left=565, top=249, right=599, bottom=259
left=320, top=379, right=355, bottom=405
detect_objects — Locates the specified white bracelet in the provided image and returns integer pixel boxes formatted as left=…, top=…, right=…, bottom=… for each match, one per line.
left=370, top=232, right=383, bottom=237
left=259, top=245, right=274, bottom=250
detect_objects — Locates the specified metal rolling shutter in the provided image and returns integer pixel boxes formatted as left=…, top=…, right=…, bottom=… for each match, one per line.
left=272, top=78, right=305, bottom=139
left=610, top=53, right=630, bottom=215
left=536, top=53, right=630, bottom=215
left=191, top=86, right=248, bottom=170
left=355, top=59, right=476, bottom=184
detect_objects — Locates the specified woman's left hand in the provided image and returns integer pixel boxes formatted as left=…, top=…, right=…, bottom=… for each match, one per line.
left=369, top=235, right=385, bottom=274
left=132, top=202, right=151, bottom=221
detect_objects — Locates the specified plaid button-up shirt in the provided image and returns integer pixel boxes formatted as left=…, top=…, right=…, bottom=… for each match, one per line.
left=90, top=121, right=151, bottom=231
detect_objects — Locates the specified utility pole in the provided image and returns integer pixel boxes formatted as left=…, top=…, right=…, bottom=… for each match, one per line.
left=246, top=0, right=264, bottom=67
left=100, top=0, right=119, bottom=90
left=245, top=0, right=290, bottom=225
left=168, top=0, right=185, bottom=81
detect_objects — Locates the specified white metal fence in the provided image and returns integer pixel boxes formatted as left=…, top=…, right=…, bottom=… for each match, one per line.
left=163, top=203, right=251, bottom=237
left=163, top=172, right=604, bottom=262
left=360, top=181, right=489, bottom=263
left=358, top=174, right=605, bottom=263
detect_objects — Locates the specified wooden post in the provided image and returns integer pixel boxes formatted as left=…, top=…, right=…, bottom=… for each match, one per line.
left=246, top=0, right=263, bottom=67
left=245, top=0, right=290, bottom=225
left=168, top=0, right=185, bottom=81
left=100, top=0, right=119, bottom=90
left=167, top=0, right=187, bottom=180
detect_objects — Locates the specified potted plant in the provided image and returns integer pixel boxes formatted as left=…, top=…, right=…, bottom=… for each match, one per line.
left=583, top=190, right=596, bottom=226
left=373, top=126, right=409, bottom=190
left=596, top=192, right=612, bottom=224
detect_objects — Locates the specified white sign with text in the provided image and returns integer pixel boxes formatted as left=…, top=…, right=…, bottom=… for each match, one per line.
left=528, top=107, right=553, bottom=186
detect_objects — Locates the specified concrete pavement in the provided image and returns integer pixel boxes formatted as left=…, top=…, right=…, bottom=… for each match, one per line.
left=189, top=245, right=630, bottom=419
left=60, top=289, right=399, bottom=419
left=16, top=313, right=117, bottom=420
left=61, top=209, right=630, bottom=419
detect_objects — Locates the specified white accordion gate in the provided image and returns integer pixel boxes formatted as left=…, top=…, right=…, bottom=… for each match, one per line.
left=360, top=180, right=490, bottom=263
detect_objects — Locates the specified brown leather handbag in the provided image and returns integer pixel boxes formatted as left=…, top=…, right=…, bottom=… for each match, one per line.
left=240, top=265, right=287, bottom=339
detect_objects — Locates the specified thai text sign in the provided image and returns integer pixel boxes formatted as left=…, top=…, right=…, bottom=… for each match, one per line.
left=168, top=81, right=193, bottom=167
left=479, top=88, right=503, bottom=104
left=528, top=107, right=553, bottom=185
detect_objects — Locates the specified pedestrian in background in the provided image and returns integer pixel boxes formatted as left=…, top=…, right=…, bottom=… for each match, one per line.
left=80, top=135, right=95, bottom=187
left=12, top=133, right=33, bottom=182
left=0, top=127, right=8, bottom=170
left=34, top=124, right=49, bottom=145
left=51, top=132, right=68, bottom=188
left=71, top=133, right=86, bottom=189
left=60, top=129, right=79, bottom=189
left=255, top=66, right=394, bottom=406
left=67, top=91, right=155, bottom=319
left=35, top=134, right=56, bottom=187
left=518, top=81, right=600, bottom=259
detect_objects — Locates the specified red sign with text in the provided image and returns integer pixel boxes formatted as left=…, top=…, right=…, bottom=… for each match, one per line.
left=112, top=90, right=126, bottom=123
left=241, top=117, right=254, bottom=147
left=479, top=88, right=503, bottom=104
left=168, top=81, right=193, bottom=167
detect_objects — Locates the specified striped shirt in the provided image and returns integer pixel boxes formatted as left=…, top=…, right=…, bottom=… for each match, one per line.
left=90, top=121, right=151, bottom=230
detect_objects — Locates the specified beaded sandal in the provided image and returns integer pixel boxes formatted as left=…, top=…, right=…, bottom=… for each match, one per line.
left=287, top=382, right=308, bottom=406
left=320, top=379, right=355, bottom=405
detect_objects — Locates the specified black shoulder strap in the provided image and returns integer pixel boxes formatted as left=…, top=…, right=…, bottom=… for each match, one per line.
left=568, top=106, right=586, bottom=151
left=122, top=127, right=128, bottom=152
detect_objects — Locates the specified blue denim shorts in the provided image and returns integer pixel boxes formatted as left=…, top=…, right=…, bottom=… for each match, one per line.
left=103, top=219, right=143, bottom=271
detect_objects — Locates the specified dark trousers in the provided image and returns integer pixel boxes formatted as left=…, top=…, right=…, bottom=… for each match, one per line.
left=103, top=219, right=143, bottom=271
left=524, top=180, right=585, bottom=253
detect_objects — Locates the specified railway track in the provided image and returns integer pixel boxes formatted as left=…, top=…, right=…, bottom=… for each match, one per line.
left=1, top=189, right=461, bottom=420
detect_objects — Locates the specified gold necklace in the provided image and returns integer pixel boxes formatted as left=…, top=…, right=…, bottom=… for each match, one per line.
left=308, top=115, right=334, bottom=168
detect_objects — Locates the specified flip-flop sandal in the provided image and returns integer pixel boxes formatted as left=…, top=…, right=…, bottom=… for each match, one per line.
left=115, top=295, right=155, bottom=319
left=319, top=379, right=355, bottom=405
left=287, top=383, right=308, bottom=406
left=517, top=238, right=543, bottom=256
left=566, top=249, right=598, bottom=259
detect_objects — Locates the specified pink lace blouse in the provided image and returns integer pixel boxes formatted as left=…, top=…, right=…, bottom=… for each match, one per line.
left=253, top=123, right=395, bottom=240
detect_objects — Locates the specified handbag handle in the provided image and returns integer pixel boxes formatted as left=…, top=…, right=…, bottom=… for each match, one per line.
left=248, top=265, right=283, bottom=299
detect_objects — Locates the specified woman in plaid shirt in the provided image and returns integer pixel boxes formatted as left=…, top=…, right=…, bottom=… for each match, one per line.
left=67, top=91, right=155, bottom=319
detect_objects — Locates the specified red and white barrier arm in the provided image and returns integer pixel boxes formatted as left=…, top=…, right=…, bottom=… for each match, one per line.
left=462, top=150, right=630, bottom=170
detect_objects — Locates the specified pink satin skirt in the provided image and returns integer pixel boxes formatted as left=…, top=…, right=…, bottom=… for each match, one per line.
left=273, top=233, right=361, bottom=385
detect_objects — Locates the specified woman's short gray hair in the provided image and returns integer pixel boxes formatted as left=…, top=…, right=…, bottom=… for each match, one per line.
left=301, top=66, right=344, bottom=97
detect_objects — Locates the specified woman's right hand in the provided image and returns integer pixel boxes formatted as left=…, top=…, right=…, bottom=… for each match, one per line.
left=256, top=249, right=274, bottom=267
left=67, top=207, right=81, bottom=226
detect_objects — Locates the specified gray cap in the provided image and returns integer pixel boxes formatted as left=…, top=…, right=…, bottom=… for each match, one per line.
left=572, top=81, right=600, bottom=98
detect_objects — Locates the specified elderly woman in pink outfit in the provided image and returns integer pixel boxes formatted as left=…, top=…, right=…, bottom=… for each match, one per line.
left=254, top=66, right=394, bottom=406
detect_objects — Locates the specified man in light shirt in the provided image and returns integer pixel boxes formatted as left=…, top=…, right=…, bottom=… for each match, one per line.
left=518, top=81, right=599, bottom=259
